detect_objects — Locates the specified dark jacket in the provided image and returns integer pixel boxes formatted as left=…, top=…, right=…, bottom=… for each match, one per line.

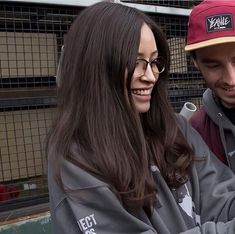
left=190, top=88, right=235, bottom=173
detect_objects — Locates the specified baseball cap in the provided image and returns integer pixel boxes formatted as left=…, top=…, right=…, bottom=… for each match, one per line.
left=185, top=0, right=235, bottom=51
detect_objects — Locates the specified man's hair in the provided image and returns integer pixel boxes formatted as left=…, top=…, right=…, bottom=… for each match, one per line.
left=189, top=51, right=196, bottom=60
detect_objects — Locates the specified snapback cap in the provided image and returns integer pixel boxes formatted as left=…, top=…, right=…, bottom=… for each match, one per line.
left=185, top=0, right=235, bottom=51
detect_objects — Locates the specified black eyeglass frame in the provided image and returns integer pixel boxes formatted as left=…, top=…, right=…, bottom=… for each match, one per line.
left=134, top=56, right=165, bottom=78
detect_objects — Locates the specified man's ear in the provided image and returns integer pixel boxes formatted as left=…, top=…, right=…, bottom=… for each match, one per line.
left=193, top=59, right=199, bottom=69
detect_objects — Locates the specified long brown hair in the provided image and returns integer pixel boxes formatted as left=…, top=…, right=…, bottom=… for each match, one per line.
left=47, top=2, right=193, bottom=214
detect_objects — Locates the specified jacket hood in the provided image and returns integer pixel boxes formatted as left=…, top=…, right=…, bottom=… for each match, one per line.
left=203, top=88, right=233, bottom=131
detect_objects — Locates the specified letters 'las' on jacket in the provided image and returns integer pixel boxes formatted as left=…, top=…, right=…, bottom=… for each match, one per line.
left=190, top=88, right=235, bottom=173
left=48, top=114, right=235, bottom=234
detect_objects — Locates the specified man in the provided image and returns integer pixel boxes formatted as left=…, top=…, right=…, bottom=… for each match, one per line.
left=185, top=0, right=235, bottom=172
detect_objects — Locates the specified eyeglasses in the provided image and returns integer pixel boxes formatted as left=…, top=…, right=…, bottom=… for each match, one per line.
left=134, top=56, right=165, bottom=78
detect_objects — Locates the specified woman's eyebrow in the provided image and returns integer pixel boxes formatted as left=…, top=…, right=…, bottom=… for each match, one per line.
left=151, top=50, right=158, bottom=56
left=137, top=51, right=158, bottom=57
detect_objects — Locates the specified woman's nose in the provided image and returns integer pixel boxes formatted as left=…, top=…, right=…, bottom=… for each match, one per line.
left=140, top=64, right=157, bottom=83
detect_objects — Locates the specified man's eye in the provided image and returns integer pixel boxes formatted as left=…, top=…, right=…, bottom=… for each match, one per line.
left=206, top=63, right=220, bottom=69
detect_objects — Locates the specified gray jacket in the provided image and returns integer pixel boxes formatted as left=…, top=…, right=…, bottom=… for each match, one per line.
left=203, top=89, right=235, bottom=171
left=190, top=89, right=235, bottom=172
left=48, top=115, right=235, bottom=234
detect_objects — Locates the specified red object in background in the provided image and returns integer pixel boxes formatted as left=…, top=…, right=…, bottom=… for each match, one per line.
left=0, top=184, right=8, bottom=201
left=0, top=183, right=20, bottom=201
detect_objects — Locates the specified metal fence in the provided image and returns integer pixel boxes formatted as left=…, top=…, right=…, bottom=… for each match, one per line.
left=122, top=0, right=201, bottom=8
left=0, top=0, right=204, bottom=220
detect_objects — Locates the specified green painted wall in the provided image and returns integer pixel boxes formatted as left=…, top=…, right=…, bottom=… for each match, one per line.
left=0, top=212, right=51, bottom=234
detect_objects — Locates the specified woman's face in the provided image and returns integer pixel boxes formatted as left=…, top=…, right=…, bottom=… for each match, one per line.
left=130, top=23, right=159, bottom=113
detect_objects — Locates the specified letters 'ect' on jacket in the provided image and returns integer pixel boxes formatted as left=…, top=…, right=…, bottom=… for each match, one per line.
left=48, top=114, right=235, bottom=234
left=190, top=88, right=235, bottom=173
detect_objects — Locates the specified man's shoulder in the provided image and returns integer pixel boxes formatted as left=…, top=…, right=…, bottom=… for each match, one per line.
left=189, top=106, right=208, bottom=129
left=189, top=106, right=220, bottom=137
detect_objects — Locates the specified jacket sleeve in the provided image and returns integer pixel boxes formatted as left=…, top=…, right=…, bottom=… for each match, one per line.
left=177, top=115, right=235, bottom=222
left=65, top=185, right=157, bottom=234
left=56, top=160, right=157, bottom=234
left=180, top=218, right=235, bottom=234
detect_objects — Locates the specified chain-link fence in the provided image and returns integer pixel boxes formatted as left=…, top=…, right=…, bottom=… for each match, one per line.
left=0, top=0, right=204, bottom=220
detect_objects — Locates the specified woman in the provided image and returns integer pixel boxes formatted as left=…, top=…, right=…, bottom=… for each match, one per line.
left=47, top=2, right=235, bottom=233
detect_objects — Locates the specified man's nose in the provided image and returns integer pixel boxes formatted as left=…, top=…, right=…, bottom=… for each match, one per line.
left=225, top=63, right=235, bottom=86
